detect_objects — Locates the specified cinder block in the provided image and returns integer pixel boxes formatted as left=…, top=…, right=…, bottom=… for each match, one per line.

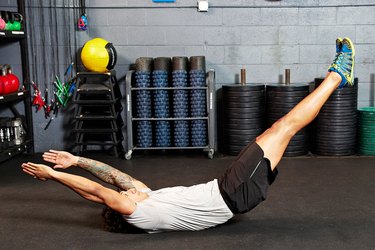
left=245, top=65, right=280, bottom=84
left=338, top=6, right=375, bottom=24
left=204, top=27, right=241, bottom=45
left=279, top=64, right=318, bottom=84
left=165, top=27, right=205, bottom=45
left=223, top=8, right=261, bottom=25
left=260, top=45, right=299, bottom=64
left=279, top=26, right=317, bottom=45
left=356, top=45, right=375, bottom=64
left=260, top=8, right=298, bottom=25
left=147, top=46, right=186, bottom=58
left=108, top=9, right=146, bottom=26
left=185, top=46, right=225, bottom=64
left=300, top=45, right=331, bottom=64
left=87, top=9, right=108, bottom=26
left=355, top=63, right=375, bottom=83
left=225, top=46, right=262, bottom=64
left=114, top=46, right=148, bottom=65
left=241, top=26, right=279, bottom=45
left=146, top=8, right=221, bottom=26
left=357, top=25, right=375, bottom=43
left=316, top=26, right=356, bottom=44
left=299, top=7, right=336, bottom=25
left=127, top=27, right=166, bottom=45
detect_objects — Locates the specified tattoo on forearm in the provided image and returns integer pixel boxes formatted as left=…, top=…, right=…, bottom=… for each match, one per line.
left=77, top=157, right=135, bottom=190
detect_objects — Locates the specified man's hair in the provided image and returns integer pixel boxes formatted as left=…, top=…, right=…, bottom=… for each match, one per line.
left=101, top=206, right=146, bottom=234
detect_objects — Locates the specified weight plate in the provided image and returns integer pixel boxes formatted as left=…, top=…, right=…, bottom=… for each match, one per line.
left=266, top=84, right=309, bottom=91
left=224, top=101, right=265, bottom=108
left=223, top=90, right=265, bottom=97
left=224, top=107, right=266, bottom=113
left=267, top=102, right=299, bottom=110
left=266, top=96, right=306, bottom=104
left=267, top=92, right=309, bottom=99
left=223, top=95, right=265, bottom=103
left=224, top=133, right=261, bottom=141
left=223, top=128, right=263, bottom=136
left=225, top=112, right=265, bottom=119
left=283, top=150, right=308, bottom=157
left=223, top=84, right=265, bottom=91
left=223, top=123, right=265, bottom=130
left=315, top=150, right=356, bottom=156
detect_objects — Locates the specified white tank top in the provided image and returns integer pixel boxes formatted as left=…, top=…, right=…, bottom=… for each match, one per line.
left=123, top=179, right=233, bottom=233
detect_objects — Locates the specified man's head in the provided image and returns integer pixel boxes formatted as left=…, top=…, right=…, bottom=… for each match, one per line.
left=102, top=206, right=145, bottom=234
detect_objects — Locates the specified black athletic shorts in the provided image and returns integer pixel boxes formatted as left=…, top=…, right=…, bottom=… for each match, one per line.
left=218, top=140, right=278, bottom=214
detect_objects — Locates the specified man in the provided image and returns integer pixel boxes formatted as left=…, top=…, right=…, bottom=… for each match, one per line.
left=22, top=37, right=355, bottom=234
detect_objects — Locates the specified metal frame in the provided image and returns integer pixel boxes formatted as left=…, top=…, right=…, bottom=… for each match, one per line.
left=125, top=69, right=216, bottom=159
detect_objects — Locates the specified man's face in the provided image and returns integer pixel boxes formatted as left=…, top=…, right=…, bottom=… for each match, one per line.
left=120, top=188, right=148, bottom=202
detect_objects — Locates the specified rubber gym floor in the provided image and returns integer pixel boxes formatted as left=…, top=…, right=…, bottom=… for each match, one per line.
left=0, top=152, right=374, bottom=250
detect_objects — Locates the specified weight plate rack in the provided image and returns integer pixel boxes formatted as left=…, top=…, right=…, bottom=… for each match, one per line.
left=266, top=83, right=310, bottom=157
left=312, top=78, right=358, bottom=156
left=221, top=84, right=266, bottom=155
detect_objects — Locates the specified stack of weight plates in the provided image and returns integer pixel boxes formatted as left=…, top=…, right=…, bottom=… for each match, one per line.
left=266, top=84, right=310, bottom=156
left=357, top=107, right=375, bottom=156
left=222, top=84, right=266, bottom=155
left=313, top=78, right=358, bottom=156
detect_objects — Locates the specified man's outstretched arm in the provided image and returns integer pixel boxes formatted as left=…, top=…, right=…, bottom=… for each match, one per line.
left=42, top=150, right=148, bottom=191
left=21, top=162, right=136, bottom=215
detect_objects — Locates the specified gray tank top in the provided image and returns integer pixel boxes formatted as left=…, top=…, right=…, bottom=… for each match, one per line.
left=123, top=179, right=233, bottom=233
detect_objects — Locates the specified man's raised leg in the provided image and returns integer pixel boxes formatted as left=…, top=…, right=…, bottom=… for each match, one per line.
left=256, top=38, right=355, bottom=170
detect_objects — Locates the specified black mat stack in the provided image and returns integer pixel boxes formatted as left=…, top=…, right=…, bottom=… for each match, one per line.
left=221, top=69, right=266, bottom=155
left=266, top=70, right=310, bottom=156
left=312, top=78, right=358, bottom=156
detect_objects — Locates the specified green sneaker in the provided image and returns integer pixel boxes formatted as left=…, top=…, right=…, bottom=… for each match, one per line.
left=328, top=37, right=355, bottom=88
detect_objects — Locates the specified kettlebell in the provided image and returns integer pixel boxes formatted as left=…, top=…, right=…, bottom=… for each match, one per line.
left=11, top=12, right=22, bottom=31
left=0, top=65, right=11, bottom=95
left=5, top=65, right=20, bottom=93
left=0, top=17, right=5, bottom=30
left=4, top=11, right=13, bottom=31
left=0, top=11, right=8, bottom=30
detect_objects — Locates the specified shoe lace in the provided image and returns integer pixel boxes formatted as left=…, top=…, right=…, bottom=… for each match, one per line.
left=335, top=51, right=352, bottom=74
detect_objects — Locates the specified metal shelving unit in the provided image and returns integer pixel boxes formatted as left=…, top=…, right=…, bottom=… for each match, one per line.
left=125, top=69, right=216, bottom=159
left=0, top=0, right=34, bottom=162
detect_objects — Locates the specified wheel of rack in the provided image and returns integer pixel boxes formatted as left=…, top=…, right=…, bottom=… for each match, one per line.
left=125, top=69, right=216, bottom=159
left=0, top=0, right=34, bottom=163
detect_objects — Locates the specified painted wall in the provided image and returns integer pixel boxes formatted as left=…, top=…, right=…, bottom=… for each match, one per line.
left=1, top=0, right=374, bottom=152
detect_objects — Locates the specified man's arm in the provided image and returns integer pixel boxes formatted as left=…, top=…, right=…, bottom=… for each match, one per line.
left=21, top=162, right=136, bottom=215
left=42, top=150, right=148, bottom=191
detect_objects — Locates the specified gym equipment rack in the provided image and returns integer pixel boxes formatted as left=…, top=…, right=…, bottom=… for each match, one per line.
left=72, top=70, right=124, bottom=157
left=124, top=69, right=216, bottom=159
left=0, top=0, right=34, bottom=163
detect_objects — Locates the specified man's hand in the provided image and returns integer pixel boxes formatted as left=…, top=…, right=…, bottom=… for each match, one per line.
left=21, top=162, right=54, bottom=181
left=42, top=150, right=78, bottom=169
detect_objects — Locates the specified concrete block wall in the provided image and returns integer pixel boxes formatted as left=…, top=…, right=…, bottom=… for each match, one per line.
left=1, top=0, right=375, bottom=152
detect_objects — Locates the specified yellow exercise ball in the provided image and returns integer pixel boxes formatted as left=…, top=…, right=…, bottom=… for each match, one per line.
left=80, top=38, right=117, bottom=73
